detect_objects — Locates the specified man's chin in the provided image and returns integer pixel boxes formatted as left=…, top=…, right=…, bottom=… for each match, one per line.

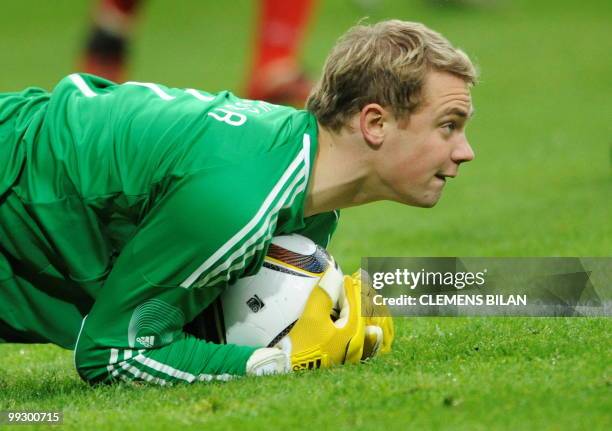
left=415, top=198, right=439, bottom=208
left=419, top=199, right=439, bottom=208
left=396, top=192, right=441, bottom=208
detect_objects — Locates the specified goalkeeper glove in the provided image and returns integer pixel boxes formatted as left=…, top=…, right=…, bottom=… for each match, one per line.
left=282, top=269, right=366, bottom=370
left=357, top=269, right=394, bottom=360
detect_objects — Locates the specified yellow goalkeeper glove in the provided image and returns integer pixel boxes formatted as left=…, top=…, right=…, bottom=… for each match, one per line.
left=355, top=269, right=394, bottom=360
left=283, top=270, right=365, bottom=370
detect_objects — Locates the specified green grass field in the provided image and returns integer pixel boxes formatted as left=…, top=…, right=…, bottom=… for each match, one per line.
left=1, top=0, right=610, bottom=429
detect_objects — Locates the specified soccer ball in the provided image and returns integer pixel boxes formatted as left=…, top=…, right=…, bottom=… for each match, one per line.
left=220, top=234, right=343, bottom=349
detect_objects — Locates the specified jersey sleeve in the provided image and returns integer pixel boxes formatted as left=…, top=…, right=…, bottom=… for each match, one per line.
left=74, top=143, right=311, bottom=385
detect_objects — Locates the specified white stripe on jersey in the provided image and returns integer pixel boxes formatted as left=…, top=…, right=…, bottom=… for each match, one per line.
left=105, top=348, right=234, bottom=385
left=69, top=74, right=97, bottom=98
left=117, top=359, right=169, bottom=386
left=134, top=353, right=197, bottom=382
left=73, top=315, right=88, bottom=372
left=124, top=81, right=176, bottom=100
left=180, top=137, right=311, bottom=288
left=203, top=166, right=308, bottom=287
left=107, top=347, right=168, bottom=385
left=197, top=373, right=234, bottom=382
left=185, top=89, right=215, bottom=102
left=302, top=134, right=311, bottom=187
left=106, top=348, right=119, bottom=376
left=109, top=348, right=119, bottom=364
left=106, top=349, right=120, bottom=381
left=203, top=134, right=310, bottom=287
left=189, top=134, right=312, bottom=288
left=133, top=353, right=234, bottom=384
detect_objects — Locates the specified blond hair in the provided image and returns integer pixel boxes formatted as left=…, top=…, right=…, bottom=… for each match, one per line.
left=306, top=20, right=477, bottom=131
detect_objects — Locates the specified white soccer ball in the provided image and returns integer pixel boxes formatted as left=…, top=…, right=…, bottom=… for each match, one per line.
left=221, top=234, right=343, bottom=348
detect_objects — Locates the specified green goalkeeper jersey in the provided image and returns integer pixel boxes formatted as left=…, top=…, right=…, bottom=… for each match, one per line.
left=0, top=73, right=339, bottom=385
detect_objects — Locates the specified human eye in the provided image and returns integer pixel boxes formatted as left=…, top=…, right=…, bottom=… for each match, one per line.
left=441, top=121, right=458, bottom=133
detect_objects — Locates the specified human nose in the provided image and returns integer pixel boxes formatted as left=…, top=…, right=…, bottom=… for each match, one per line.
left=452, top=136, right=475, bottom=164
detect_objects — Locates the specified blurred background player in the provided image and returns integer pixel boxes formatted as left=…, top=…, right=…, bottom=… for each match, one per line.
left=80, top=0, right=315, bottom=106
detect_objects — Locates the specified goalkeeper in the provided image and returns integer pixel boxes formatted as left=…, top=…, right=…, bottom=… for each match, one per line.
left=0, top=20, right=476, bottom=384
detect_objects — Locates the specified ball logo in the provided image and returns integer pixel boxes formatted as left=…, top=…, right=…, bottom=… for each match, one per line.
left=246, top=295, right=265, bottom=313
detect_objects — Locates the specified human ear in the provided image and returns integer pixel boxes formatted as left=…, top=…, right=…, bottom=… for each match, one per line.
left=359, top=104, right=386, bottom=147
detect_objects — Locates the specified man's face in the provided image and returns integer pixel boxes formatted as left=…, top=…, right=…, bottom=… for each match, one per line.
left=376, top=70, right=475, bottom=207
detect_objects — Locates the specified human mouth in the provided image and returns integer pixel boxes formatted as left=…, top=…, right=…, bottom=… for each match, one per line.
left=435, top=173, right=456, bottom=182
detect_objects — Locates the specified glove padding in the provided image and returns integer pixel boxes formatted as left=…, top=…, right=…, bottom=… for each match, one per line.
left=284, top=273, right=365, bottom=370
